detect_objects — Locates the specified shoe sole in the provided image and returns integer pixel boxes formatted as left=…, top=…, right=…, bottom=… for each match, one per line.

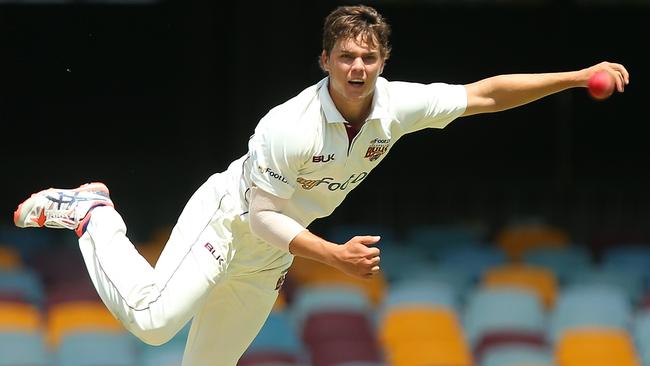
left=13, top=182, right=110, bottom=228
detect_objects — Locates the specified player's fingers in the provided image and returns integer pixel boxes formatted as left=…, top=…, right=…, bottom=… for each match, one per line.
left=615, top=71, right=625, bottom=92
left=362, top=265, right=381, bottom=279
left=610, top=62, right=630, bottom=84
left=364, top=247, right=380, bottom=258
left=368, top=256, right=380, bottom=266
left=356, top=235, right=381, bottom=246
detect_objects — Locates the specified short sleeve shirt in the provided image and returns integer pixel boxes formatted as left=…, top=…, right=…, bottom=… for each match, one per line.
left=240, top=76, right=466, bottom=226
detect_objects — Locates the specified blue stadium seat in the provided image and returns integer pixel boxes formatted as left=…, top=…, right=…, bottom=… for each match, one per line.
left=289, top=284, right=372, bottom=330
left=55, top=331, right=137, bottom=366
left=0, top=331, right=48, bottom=366
left=479, top=344, right=553, bottom=366
left=565, top=266, right=646, bottom=306
left=633, top=310, right=650, bottom=366
left=523, top=245, right=593, bottom=284
left=377, top=241, right=433, bottom=284
left=463, top=287, right=546, bottom=348
left=246, top=310, right=305, bottom=357
left=0, top=268, right=45, bottom=307
left=437, top=246, right=507, bottom=283
left=381, top=279, right=459, bottom=313
left=395, top=265, right=475, bottom=304
left=138, top=322, right=189, bottom=366
left=404, top=223, right=484, bottom=260
left=549, top=283, right=632, bottom=342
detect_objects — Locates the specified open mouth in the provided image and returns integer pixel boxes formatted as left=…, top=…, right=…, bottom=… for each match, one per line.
left=348, top=79, right=364, bottom=86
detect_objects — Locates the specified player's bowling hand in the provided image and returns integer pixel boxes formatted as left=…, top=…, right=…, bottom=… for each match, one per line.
left=332, top=235, right=381, bottom=279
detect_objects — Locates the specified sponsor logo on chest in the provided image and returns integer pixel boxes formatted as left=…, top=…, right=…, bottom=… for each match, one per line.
left=296, top=172, right=368, bottom=191
left=312, top=153, right=335, bottom=163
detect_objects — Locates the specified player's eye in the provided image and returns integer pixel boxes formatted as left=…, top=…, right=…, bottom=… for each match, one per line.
left=363, top=55, right=378, bottom=63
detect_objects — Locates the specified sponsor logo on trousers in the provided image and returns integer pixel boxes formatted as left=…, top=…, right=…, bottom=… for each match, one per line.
left=204, top=242, right=224, bottom=264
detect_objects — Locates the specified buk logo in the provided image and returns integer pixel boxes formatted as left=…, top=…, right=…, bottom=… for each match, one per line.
left=312, top=154, right=335, bottom=163
left=204, top=242, right=224, bottom=264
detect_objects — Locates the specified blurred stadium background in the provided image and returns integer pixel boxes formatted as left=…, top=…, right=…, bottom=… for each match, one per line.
left=1, top=0, right=649, bottom=365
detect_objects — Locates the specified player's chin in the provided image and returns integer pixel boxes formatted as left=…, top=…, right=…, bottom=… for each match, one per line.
left=344, top=87, right=370, bottom=100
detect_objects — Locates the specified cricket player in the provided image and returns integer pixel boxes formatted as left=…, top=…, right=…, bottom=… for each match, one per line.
left=13, top=4, right=629, bottom=365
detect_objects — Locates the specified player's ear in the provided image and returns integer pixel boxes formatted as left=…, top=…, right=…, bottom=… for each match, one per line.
left=320, top=50, right=330, bottom=73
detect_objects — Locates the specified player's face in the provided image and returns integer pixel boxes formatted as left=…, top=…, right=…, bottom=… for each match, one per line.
left=321, top=35, right=385, bottom=104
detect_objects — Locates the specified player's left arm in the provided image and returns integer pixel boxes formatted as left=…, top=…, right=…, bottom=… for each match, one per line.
left=462, top=61, right=630, bottom=117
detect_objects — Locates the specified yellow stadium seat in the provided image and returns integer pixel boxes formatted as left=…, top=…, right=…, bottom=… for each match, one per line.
left=388, top=339, right=473, bottom=366
left=288, top=256, right=386, bottom=306
left=46, top=301, right=124, bottom=347
left=0, top=302, right=42, bottom=331
left=379, top=306, right=473, bottom=366
left=380, top=307, right=465, bottom=346
left=0, top=245, right=22, bottom=270
left=496, top=223, right=569, bottom=262
left=555, top=328, right=641, bottom=366
left=482, top=264, right=558, bottom=309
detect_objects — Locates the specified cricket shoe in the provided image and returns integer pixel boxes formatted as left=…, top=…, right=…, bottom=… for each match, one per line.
left=13, top=182, right=113, bottom=237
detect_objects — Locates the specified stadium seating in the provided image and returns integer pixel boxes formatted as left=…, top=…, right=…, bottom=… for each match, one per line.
left=0, top=245, right=22, bottom=270
left=462, top=287, right=547, bottom=350
left=495, top=221, right=570, bottom=261
left=289, top=284, right=373, bottom=331
left=379, top=306, right=473, bottom=366
left=46, top=300, right=124, bottom=347
left=633, top=310, right=650, bottom=366
left=0, top=331, right=49, bottom=366
left=481, top=264, right=558, bottom=309
left=243, top=310, right=306, bottom=363
left=549, top=283, right=632, bottom=342
left=0, top=268, right=45, bottom=307
left=55, top=331, right=137, bottom=366
left=522, top=245, right=593, bottom=284
left=565, top=267, right=646, bottom=306
left=288, top=257, right=387, bottom=306
left=0, top=302, right=42, bottom=331
left=479, top=344, right=553, bottom=366
left=555, top=328, right=641, bottom=366
left=381, top=279, right=459, bottom=312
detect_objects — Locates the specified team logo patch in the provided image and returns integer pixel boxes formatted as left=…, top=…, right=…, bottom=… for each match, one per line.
left=275, top=270, right=288, bottom=291
left=364, top=138, right=390, bottom=161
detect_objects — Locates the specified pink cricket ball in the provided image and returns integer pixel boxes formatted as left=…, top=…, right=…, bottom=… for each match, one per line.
left=588, top=70, right=615, bottom=100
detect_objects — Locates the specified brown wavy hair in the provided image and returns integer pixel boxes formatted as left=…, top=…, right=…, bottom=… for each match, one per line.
left=320, top=5, right=392, bottom=70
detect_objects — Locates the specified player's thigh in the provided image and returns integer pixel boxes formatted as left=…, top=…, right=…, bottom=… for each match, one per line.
left=180, top=273, right=283, bottom=366
left=155, top=173, right=236, bottom=282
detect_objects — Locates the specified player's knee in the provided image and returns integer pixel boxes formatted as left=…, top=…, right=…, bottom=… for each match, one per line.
left=129, top=323, right=177, bottom=346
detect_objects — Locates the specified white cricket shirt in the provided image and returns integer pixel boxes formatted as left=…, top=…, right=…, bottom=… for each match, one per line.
left=225, top=76, right=467, bottom=227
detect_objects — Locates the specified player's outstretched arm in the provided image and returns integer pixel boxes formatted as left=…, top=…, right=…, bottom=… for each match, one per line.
left=462, top=61, right=630, bottom=117
left=289, top=231, right=381, bottom=280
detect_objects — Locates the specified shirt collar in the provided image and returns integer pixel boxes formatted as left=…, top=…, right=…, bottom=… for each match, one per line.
left=317, top=76, right=393, bottom=124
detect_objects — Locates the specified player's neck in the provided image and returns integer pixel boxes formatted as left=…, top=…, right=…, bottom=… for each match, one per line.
left=330, top=91, right=373, bottom=128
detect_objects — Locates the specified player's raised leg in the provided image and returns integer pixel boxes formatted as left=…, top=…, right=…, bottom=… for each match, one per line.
left=13, top=182, right=113, bottom=237
left=13, top=176, right=235, bottom=346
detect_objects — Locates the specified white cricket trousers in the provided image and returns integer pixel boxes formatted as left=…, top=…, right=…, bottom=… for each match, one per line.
left=77, top=173, right=293, bottom=366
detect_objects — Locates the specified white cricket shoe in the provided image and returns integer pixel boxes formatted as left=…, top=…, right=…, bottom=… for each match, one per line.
left=13, top=182, right=113, bottom=237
